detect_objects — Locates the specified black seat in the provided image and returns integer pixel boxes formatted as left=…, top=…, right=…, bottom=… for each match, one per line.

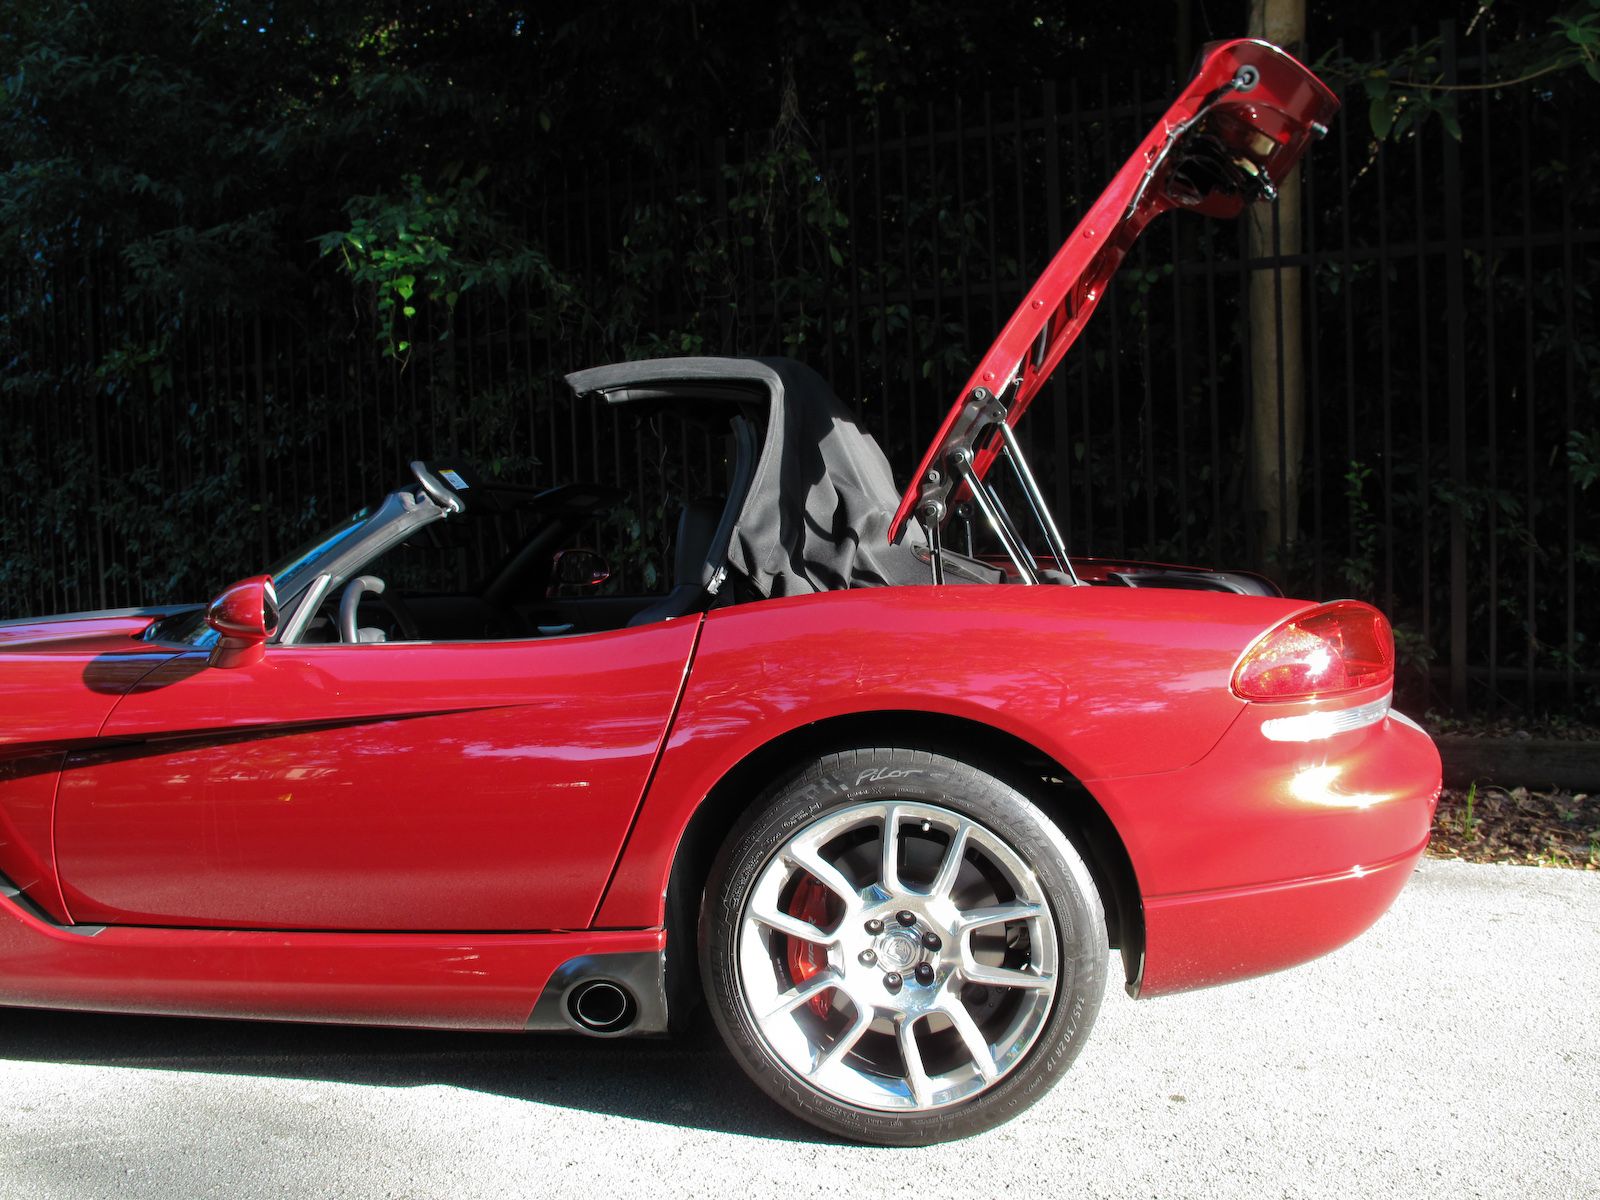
left=627, top=498, right=727, bottom=627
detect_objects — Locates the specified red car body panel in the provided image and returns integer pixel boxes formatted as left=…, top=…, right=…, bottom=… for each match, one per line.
left=52, top=622, right=699, bottom=931
left=593, top=589, right=1439, bottom=960
left=0, top=626, right=182, bottom=923
left=0, top=589, right=1440, bottom=1023
left=0, top=752, right=69, bottom=921
left=0, top=888, right=661, bottom=1030
left=1140, top=853, right=1420, bottom=997
left=1104, top=704, right=1440, bottom=994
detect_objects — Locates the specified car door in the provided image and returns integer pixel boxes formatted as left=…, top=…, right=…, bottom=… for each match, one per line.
left=52, top=621, right=699, bottom=931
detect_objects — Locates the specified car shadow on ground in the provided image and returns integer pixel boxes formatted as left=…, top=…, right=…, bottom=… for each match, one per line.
left=0, top=1004, right=836, bottom=1144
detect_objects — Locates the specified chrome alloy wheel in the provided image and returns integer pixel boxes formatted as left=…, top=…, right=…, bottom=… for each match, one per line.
left=735, top=800, right=1058, bottom=1112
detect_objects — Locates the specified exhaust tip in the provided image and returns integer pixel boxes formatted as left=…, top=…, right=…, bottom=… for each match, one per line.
left=566, top=979, right=638, bottom=1035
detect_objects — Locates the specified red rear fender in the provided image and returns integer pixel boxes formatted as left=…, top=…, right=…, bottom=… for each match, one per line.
left=595, top=585, right=1304, bottom=926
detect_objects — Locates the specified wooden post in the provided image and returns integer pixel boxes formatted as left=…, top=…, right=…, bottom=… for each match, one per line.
left=1246, top=0, right=1307, bottom=574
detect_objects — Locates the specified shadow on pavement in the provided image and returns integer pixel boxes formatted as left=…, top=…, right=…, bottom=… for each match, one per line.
left=0, top=1004, right=835, bottom=1144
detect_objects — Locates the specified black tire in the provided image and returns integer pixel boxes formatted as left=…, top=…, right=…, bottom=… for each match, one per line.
left=699, top=746, right=1108, bottom=1145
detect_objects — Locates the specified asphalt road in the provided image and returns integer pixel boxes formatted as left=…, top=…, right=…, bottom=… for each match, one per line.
left=2, top=860, right=1596, bottom=1200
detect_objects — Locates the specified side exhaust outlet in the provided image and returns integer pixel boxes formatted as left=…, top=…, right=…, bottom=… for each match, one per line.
left=524, top=950, right=668, bottom=1037
left=566, top=979, right=638, bottom=1035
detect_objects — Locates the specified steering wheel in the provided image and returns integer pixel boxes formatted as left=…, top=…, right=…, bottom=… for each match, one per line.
left=337, top=575, right=422, bottom=643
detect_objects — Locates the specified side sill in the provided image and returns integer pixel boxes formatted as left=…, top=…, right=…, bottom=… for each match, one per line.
left=0, top=871, right=105, bottom=936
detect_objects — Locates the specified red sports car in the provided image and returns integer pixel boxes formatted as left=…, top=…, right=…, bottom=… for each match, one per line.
left=0, top=41, right=1438, bottom=1144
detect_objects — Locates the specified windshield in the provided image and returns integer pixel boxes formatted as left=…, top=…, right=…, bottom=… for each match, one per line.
left=265, top=507, right=374, bottom=596
left=144, top=473, right=614, bottom=648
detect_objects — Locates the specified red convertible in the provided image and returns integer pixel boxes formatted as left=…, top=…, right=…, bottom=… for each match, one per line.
left=0, top=41, right=1437, bottom=1144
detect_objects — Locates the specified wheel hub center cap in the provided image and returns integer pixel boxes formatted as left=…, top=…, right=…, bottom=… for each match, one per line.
left=876, top=929, right=921, bottom=969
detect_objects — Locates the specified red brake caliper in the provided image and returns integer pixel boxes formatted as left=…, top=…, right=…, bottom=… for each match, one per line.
left=786, top=877, right=835, bottom=1019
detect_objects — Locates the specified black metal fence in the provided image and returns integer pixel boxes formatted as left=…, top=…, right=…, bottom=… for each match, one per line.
left=3, top=21, right=1595, bottom=715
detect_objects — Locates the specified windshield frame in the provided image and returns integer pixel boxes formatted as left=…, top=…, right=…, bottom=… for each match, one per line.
left=147, top=487, right=453, bottom=648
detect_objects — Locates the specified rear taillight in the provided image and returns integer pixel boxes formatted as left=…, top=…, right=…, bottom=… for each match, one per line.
left=1232, top=600, right=1395, bottom=700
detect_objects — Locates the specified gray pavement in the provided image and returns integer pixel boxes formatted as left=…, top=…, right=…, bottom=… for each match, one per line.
left=1, top=859, right=1596, bottom=1199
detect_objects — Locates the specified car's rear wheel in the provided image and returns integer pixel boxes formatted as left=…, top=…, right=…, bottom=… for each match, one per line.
left=699, top=747, right=1107, bottom=1145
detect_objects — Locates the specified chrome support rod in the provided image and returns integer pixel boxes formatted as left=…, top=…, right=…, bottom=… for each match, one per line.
left=988, top=487, right=1035, bottom=569
left=921, top=507, right=946, bottom=585
left=950, top=451, right=1039, bottom=585
left=995, top=421, right=1080, bottom=585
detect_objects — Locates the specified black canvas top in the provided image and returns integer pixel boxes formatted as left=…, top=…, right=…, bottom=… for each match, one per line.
left=564, top=356, right=930, bottom=598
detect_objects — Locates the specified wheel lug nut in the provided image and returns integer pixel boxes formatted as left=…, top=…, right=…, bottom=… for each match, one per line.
left=864, top=918, right=884, bottom=934
left=858, top=949, right=878, bottom=967
left=921, top=931, right=943, bottom=952
left=914, top=963, right=936, bottom=985
left=883, top=972, right=903, bottom=993
left=896, top=910, right=917, bottom=927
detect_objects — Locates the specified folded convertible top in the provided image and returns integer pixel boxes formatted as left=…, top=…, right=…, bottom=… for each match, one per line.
left=566, top=356, right=928, bottom=598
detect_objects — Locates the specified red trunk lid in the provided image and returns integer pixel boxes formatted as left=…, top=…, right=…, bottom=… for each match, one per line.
left=890, top=39, right=1338, bottom=540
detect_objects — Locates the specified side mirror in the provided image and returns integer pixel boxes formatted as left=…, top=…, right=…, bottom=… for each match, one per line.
left=205, top=575, right=279, bottom=669
left=547, top=549, right=610, bottom=598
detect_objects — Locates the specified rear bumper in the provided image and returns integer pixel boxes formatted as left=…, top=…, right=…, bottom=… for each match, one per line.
left=1089, top=697, right=1441, bottom=998
left=1136, top=839, right=1425, bottom=996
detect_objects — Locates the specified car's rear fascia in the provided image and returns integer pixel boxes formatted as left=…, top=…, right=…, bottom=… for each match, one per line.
left=1089, top=689, right=1440, bottom=997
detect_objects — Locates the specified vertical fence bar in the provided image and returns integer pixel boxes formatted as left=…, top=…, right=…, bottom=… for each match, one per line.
left=252, top=316, right=268, bottom=563
left=1170, top=185, right=1189, bottom=564
left=822, top=121, right=838, bottom=389
left=1374, top=33, right=1395, bottom=625
left=954, top=96, right=972, bottom=414
left=899, top=109, right=918, bottom=450
left=927, top=99, right=945, bottom=410
left=844, top=121, right=863, bottom=417
left=1337, top=67, right=1358, bottom=580
left=983, top=94, right=1000, bottom=341
left=1559, top=100, right=1577, bottom=705
left=1269, top=129, right=1288, bottom=574
left=1519, top=91, right=1538, bottom=710
left=541, top=190, right=558, bottom=485
left=569, top=167, right=587, bottom=474
left=1304, top=108, right=1323, bottom=599
left=1043, top=81, right=1067, bottom=517
left=1134, top=72, right=1158, bottom=554
left=86, top=253, right=108, bottom=608
left=1477, top=23, right=1499, bottom=713
left=872, top=111, right=890, bottom=443
left=1102, top=75, right=1126, bottom=554
left=1441, top=21, right=1469, bottom=711
left=1407, top=33, right=1429, bottom=669
left=1203, top=221, right=1221, bottom=568
left=1070, top=81, right=1093, bottom=555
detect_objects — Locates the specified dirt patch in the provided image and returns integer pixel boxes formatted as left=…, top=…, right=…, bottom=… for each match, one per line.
left=1428, top=785, right=1599, bottom=870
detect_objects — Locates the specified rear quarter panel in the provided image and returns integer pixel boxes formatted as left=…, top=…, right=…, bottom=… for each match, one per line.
left=596, top=584, right=1304, bottom=926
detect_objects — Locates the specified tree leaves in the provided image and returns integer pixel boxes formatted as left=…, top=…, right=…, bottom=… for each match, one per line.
left=318, top=172, right=569, bottom=360
left=1323, top=2, right=1598, bottom=144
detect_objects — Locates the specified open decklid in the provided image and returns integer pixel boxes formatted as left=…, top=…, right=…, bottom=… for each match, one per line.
left=889, top=39, right=1339, bottom=543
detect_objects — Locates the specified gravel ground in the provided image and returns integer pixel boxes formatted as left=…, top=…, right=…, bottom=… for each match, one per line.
left=2, top=859, right=1596, bottom=1200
